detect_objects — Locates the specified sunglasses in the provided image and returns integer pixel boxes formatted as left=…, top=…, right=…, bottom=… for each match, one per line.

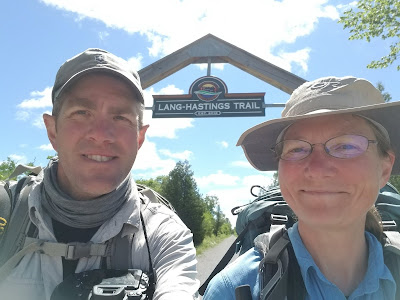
left=271, top=134, right=377, bottom=161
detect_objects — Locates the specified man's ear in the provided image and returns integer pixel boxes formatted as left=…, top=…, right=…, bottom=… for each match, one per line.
left=138, top=125, right=149, bottom=150
left=380, top=151, right=395, bottom=189
left=43, top=113, right=58, bottom=151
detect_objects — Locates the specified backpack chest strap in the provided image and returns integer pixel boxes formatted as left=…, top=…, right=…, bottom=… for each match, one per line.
left=0, top=238, right=110, bottom=282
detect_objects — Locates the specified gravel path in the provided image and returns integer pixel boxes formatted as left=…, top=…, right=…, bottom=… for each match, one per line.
left=197, top=235, right=238, bottom=286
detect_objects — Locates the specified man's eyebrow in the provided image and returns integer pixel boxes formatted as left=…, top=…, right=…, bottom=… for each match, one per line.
left=64, top=97, right=96, bottom=110
left=109, top=105, right=136, bottom=115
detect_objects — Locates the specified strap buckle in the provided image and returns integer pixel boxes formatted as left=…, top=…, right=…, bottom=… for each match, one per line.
left=65, top=242, right=92, bottom=260
left=270, top=214, right=288, bottom=225
left=382, top=220, right=397, bottom=231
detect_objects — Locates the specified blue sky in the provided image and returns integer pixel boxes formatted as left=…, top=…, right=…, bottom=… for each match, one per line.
left=2, top=0, right=399, bottom=225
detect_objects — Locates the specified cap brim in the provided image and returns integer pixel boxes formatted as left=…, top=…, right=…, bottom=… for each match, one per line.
left=237, top=101, right=400, bottom=174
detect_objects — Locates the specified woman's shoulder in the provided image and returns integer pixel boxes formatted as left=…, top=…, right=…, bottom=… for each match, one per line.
left=203, top=247, right=262, bottom=300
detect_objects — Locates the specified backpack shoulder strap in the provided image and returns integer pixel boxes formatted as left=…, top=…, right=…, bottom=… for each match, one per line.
left=0, top=175, right=36, bottom=267
left=384, top=231, right=400, bottom=300
left=256, top=227, right=305, bottom=300
left=0, top=182, right=12, bottom=238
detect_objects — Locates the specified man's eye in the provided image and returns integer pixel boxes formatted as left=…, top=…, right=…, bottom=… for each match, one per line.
left=75, top=110, right=88, bottom=115
left=114, top=115, right=133, bottom=123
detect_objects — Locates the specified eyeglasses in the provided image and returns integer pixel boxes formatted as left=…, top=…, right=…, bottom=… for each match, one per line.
left=271, top=134, right=377, bottom=161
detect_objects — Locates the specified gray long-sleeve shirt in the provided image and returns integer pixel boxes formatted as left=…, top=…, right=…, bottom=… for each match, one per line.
left=0, top=178, right=199, bottom=300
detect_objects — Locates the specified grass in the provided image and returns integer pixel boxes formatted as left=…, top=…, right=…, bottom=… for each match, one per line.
left=195, top=233, right=234, bottom=255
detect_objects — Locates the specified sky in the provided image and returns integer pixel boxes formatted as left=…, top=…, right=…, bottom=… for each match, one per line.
left=2, top=0, right=400, bottom=226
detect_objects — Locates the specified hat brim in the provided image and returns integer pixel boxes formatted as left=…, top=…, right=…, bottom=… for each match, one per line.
left=53, top=67, right=145, bottom=104
left=237, top=101, right=400, bottom=174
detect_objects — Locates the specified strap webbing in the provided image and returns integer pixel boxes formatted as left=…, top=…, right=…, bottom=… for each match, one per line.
left=0, top=178, right=34, bottom=266
left=0, top=240, right=108, bottom=282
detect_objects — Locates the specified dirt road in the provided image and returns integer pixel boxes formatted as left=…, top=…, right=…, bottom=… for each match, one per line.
left=197, top=235, right=238, bottom=287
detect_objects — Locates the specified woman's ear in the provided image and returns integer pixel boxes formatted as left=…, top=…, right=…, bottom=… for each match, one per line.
left=380, top=151, right=395, bottom=188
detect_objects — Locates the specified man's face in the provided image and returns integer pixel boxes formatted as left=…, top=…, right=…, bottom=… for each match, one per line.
left=43, top=73, right=148, bottom=200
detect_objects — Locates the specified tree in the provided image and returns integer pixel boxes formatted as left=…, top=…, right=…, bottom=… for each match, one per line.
left=374, top=82, right=400, bottom=190
left=376, top=82, right=392, bottom=102
left=160, top=161, right=206, bottom=245
left=0, top=157, right=36, bottom=181
left=136, top=176, right=167, bottom=194
left=0, top=157, right=17, bottom=180
left=339, top=0, right=400, bottom=70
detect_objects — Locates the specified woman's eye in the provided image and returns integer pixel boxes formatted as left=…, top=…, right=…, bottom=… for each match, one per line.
left=335, top=144, right=357, bottom=151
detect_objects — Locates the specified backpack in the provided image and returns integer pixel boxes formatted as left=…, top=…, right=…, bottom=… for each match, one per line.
left=0, top=164, right=175, bottom=290
left=199, top=183, right=400, bottom=299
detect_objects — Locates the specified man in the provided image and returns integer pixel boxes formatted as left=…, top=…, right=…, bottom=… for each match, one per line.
left=0, top=48, right=199, bottom=299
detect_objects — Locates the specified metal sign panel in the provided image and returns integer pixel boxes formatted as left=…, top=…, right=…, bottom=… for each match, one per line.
left=152, top=76, right=265, bottom=118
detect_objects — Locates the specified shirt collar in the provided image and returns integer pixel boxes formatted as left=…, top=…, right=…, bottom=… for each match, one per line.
left=288, top=222, right=396, bottom=298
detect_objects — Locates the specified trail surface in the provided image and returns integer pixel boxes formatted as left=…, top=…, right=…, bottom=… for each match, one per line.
left=197, top=235, right=237, bottom=287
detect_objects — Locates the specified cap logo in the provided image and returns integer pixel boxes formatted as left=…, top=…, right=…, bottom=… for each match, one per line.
left=94, top=54, right=106, bottom=63
left=309, top=78, right=341, bottom=92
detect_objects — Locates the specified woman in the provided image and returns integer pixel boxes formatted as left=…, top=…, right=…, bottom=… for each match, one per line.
left=203, top=76, right=400, bottom=299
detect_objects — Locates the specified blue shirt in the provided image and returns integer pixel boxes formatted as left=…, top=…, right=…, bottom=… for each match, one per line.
left=203, top=223, right=396, bottom=300
left=288, top=223, right=396, bottom=300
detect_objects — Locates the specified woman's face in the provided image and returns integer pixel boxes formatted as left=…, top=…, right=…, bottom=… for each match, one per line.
left=278, top=114, right=394, bottom=231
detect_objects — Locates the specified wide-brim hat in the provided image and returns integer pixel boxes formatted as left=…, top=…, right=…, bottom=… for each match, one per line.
left=237, top=76, right=400, bottom=174
left=52, top=48, right=144, bottom=104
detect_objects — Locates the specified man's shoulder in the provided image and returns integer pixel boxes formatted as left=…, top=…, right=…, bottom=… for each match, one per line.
left=140, top=198, right=188, bottom=230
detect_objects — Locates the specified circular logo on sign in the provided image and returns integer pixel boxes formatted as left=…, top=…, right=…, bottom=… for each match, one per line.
left=194, top=81, right=221, bottom=101
left=189, top=76, right=228, bottom=102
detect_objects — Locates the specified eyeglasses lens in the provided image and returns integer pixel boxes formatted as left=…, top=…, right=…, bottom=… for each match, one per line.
left=276, top=135, right=370, bottom=161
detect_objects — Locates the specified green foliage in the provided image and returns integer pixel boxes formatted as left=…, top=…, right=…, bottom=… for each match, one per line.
left=160, top=160, right=206, bottom=245
left=376, top=82, right=392, bottom=102
left=339, top=0, right=400, bottom=70
left=268, top=172, right=279, bottom=188
left=0, top=157, right=35, bottom=181
left=0, top=157, right=17, bottom=180
left=195, top=233, right=232, bottom=255
left=136, top=176, right=167, bottom=194
left=202, top=211, right=215, bottom=237
left=389, top=175, right=400, bottom=192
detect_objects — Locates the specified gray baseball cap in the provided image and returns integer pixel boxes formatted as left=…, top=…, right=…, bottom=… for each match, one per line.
left=237, top=76, right=400, bottom=174
left=52, top=48, right=144, bottom=104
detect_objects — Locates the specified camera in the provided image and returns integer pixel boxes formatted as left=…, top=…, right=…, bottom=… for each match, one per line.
left=51, top=269, right=150, bottom=300
left=90, top=269, right=149, bottom=300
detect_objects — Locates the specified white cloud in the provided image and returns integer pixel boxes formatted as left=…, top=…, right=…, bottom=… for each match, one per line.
left=17, top=87, right=52, bottom=109
left=128, top=54, right=143, bottom=71
left=98, top=31, right=109, bottom=40
left=39, top=144, right=54, bottom=151
left=143, top=86, right=194, bottom=139
left=204, top=173, right=275, bottom=226
left=9, top=154, right=28, bottom=164
left=159, top=149, right=193, bottom=160
left=231, top=160, right=253, bottom=168
left=33, top=115, right=46, bottom=129
left=133, top=139, right=178, bottom=177
left=196, top=170, right=240, bottom=188
left=40, top=0, right=340, bottom=73
left=15, top=111, right=30, bottom=121
left=217, top=141, right=229, bottom=149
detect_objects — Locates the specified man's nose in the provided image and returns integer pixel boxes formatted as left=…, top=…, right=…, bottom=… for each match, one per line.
left=87, top=117, right=115, bottom=143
